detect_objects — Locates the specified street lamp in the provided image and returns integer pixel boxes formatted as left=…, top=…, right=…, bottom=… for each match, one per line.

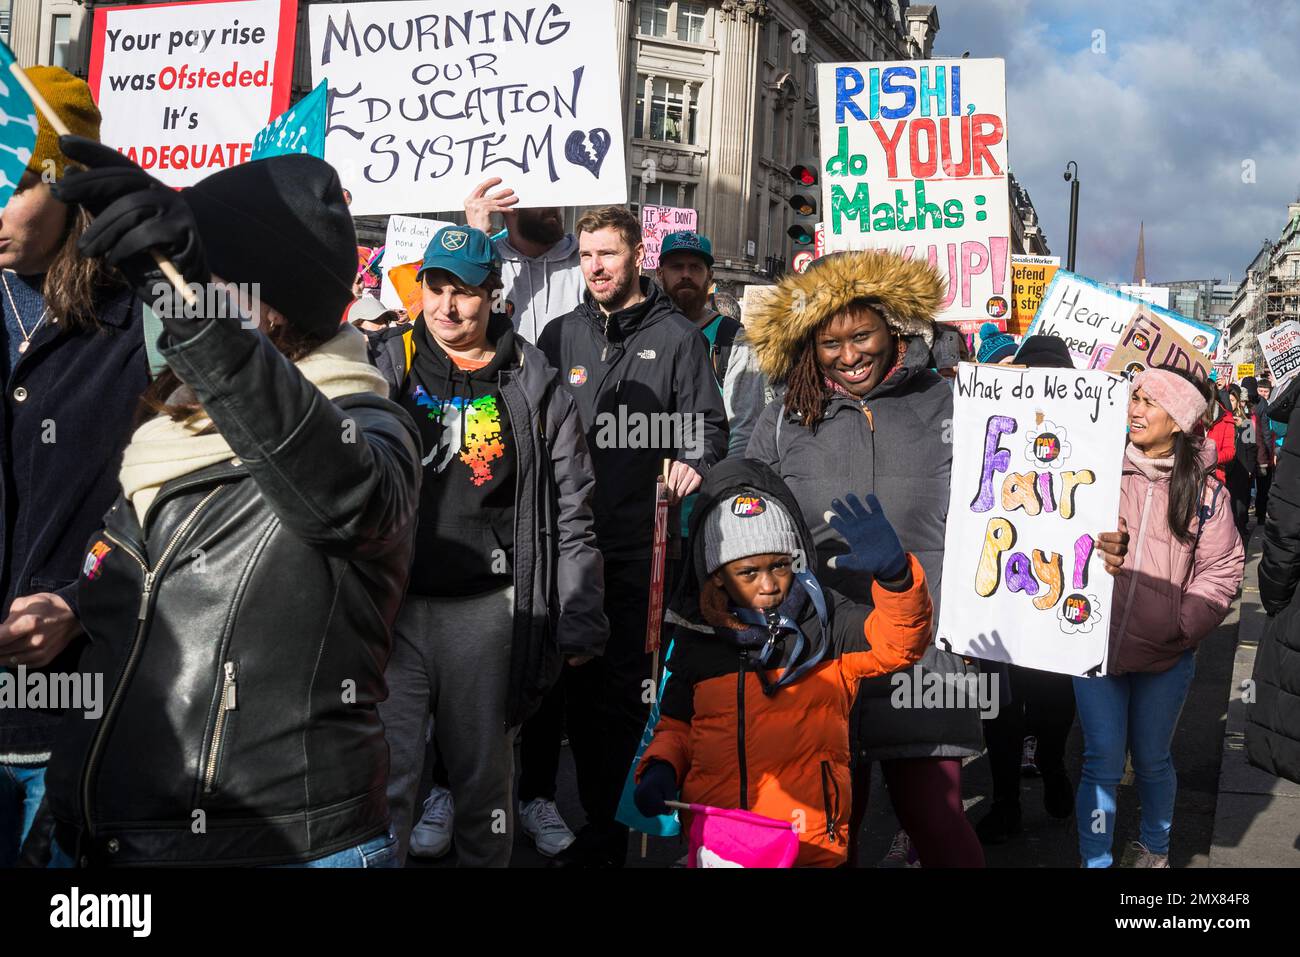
left=1063, top=161, right=1080, bottom=272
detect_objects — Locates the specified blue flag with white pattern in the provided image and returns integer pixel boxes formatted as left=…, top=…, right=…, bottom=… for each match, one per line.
left=0, top=41, right=38, bottom=209
left=250, top=80, right=326, bottom=162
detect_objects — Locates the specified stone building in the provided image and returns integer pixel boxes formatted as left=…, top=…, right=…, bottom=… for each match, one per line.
left=1227, top=200, right=1300, bottom=371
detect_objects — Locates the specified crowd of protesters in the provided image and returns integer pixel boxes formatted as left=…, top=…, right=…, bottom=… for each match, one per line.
left=0, top=66, right=1294, bottom=871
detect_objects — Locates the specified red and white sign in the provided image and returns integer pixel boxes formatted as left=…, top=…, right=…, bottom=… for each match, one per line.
left=793, top=251, right=815, bottom=274
left=641, top=204, right=699, bottom=271
left=89, top=0, right=298, bottom=186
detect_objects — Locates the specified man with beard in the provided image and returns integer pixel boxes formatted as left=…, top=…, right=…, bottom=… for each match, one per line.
left=464, top=178, right=584, bottom=344
left=656, top=231, right=769, bottom=456
left=537, top=206, right=728, bottom=867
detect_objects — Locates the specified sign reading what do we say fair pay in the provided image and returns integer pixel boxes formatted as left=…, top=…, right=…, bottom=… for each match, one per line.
left=817, top=58, right=1012, bottom=328
left=936, top=363, right=1129, bottom=677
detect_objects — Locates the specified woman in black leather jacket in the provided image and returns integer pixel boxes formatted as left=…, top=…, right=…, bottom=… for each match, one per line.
left=41, top=137, right=422, bottom=867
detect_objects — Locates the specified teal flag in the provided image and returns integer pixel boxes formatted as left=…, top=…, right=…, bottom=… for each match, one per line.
left=0, top=41, right=39, bottom=208
left=614, top=639, right=681, bottom=838
left=250, top=81, right=326, bottom=162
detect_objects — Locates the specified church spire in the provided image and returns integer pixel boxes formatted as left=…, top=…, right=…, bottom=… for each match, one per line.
left=1132, top=221, right=1147, bottom=284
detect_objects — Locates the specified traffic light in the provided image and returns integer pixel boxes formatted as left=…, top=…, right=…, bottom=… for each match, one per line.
left=787, top=162, right=818, bottom=246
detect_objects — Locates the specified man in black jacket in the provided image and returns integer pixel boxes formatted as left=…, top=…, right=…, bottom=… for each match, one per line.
left=536, top=205, right=727, bottom=866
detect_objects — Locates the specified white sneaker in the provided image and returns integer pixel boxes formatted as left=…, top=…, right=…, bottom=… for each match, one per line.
left=518, top=798, right=575, bottom=857
left=408, top=785, right=454, bottom=858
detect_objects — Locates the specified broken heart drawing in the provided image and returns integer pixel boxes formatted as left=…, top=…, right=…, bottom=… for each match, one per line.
left=564, top=128, right=612, bottom=178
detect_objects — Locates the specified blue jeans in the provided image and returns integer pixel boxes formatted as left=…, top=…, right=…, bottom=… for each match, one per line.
left=1072, top=651, right=1195, bottom=867
left=49, top=828, right=399, bottom=868
left=0, top=764, right=46, bottom=868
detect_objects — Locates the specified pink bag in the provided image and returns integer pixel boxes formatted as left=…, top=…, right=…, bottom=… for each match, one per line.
left=676, top=803, right=799, bottom=868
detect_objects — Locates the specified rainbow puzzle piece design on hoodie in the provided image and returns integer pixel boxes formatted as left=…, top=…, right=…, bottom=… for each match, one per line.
left=413, top=386, right=505, bottom=487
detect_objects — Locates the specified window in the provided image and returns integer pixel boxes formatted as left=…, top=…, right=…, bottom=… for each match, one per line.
left=0, top=1, right=11, bottom=46
left=50, top=14, right=72, bottom=70
left=676, top=2, right=707, bottom=43
left=634, top=77, right=699, bottom=144
left=639, top=0, right=670, bottom=37
left=642, top=179, right=697, bottom=211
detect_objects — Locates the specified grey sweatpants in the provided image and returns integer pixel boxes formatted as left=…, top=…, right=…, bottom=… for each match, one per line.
left=379, top=586, right=517, bottom=867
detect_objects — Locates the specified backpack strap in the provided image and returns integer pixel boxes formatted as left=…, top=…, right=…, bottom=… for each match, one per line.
left=709, top=316, right=741, bottom=390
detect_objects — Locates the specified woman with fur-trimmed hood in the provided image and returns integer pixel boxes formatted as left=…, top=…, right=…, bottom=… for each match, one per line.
left=744, top=250, right=984, bottom=867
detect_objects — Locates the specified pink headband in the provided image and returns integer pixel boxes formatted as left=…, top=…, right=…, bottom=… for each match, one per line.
left=1132, top=369, right=1205, bottom=434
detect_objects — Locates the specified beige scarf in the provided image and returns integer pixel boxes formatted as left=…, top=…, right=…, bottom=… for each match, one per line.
left=119, top=324, right=389, bottom=524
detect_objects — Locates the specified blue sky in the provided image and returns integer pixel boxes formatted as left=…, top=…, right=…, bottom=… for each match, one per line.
left=930, top=0, right=1300, bottom=285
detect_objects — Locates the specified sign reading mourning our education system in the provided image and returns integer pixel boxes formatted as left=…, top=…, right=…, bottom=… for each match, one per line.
left=88, top=0, right=298, bottom=186
left=1025, top=271, right=1220, bottom=370
left=936, top=363, right=1128, bottom=677
left=816, top=58, right=1012, bottom=327
left=309, top=0, right=628, bottom=216
left=640, top=205, right=698, bottom=271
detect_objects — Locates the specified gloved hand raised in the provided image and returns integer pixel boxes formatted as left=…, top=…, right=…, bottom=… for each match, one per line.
left=824, top=493, right=909, bottom=583
left=633, top=760, right=679, bottom=818
left=51, top=135, right=209, bottom=296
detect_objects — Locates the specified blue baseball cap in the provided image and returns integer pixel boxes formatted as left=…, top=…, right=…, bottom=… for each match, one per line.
left=659, top=231, right=714, bottom=267
left=417, top=225, right=500, bottom=287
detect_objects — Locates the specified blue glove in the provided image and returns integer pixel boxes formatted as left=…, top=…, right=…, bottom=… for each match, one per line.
left=633, top=760, right=678, bottom=818
left=824, top=493, right=908, bottom=582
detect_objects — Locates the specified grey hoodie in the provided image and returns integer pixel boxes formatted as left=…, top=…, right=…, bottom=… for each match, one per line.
left=496, top=234, right=585, bottom=344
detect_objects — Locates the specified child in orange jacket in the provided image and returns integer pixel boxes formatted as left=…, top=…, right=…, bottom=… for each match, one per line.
left=634, top=459, right=933, bottom=867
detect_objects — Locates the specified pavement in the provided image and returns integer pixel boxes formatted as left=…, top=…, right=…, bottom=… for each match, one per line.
left=1207, top=530, right=1300, bottom=867
left=407, top=523, right=1300, bottom=869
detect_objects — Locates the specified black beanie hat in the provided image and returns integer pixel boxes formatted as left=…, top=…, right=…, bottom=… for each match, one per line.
left=1013, top=334, right=1074, bottom=369
left=183, top=155, right=356, bottom=339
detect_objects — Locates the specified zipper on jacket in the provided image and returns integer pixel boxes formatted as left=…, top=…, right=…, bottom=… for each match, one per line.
left=820, top=760, right=841, bottom=844
left=601, top=315, right=611, bottom=362
left=203, top=662, right=239, bottom=793
left=82, top=485, right=227, bottom=839
left=737, top=653, right=749, bottom=810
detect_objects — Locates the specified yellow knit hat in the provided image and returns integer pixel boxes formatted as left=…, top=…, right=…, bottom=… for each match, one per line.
left=23, top=66, right=101, bottom=180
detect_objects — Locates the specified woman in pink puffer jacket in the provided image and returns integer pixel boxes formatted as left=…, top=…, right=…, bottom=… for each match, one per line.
left=1075, top=368, right=1245, bottom=869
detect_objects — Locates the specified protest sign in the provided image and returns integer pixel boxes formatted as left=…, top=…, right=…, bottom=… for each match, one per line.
left=1119, top=285, right=1170, bottom=309
left=251, top=79, right=326, bottom=160
left=1102, top=306, right=1210, bottom=382
left=936, top=363, right=1128, bottom=676
left=1259, top=320, right=1300, bottom=391
left=1236, top=362, right=1255, bottom=380
left=1010, top=255, right=1059, bottom=336
left=641, top=205, right=699, bottom=271
left=380, top=215, right=452, bottom=309
left=309, top=0, right=628, bottom=216
left=741, top=285, right=779, bottom=327
left=1214, top=362, right=1234, bottom=383
left=817, top=58, right=1012, bottom=326
left=88, top=0, right=298, bottom=186
left=1025, top=271, right=1220, bottom=370
left=386, top=260, right=423, bottom=319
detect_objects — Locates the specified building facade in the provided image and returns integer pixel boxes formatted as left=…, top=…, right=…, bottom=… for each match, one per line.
left=1227, top=201, right=1300, bottom=372
left=1009, top=172, right=1049, bottom=256
left=9, top=0, right=940, bottom=287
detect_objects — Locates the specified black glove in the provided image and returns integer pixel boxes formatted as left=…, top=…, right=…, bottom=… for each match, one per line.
left=633, top=760, right=678, bottom=818
left=824, top=492, right=909, bottom=583
left=52, top=135, right=208, bottom=295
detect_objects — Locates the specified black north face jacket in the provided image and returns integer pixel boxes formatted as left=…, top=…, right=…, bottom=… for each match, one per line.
left=537, top=278, right=728, bottom=560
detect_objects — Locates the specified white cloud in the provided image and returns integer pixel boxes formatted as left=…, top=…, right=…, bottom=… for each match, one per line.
left=933, top=0, right=1300, bottom=285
